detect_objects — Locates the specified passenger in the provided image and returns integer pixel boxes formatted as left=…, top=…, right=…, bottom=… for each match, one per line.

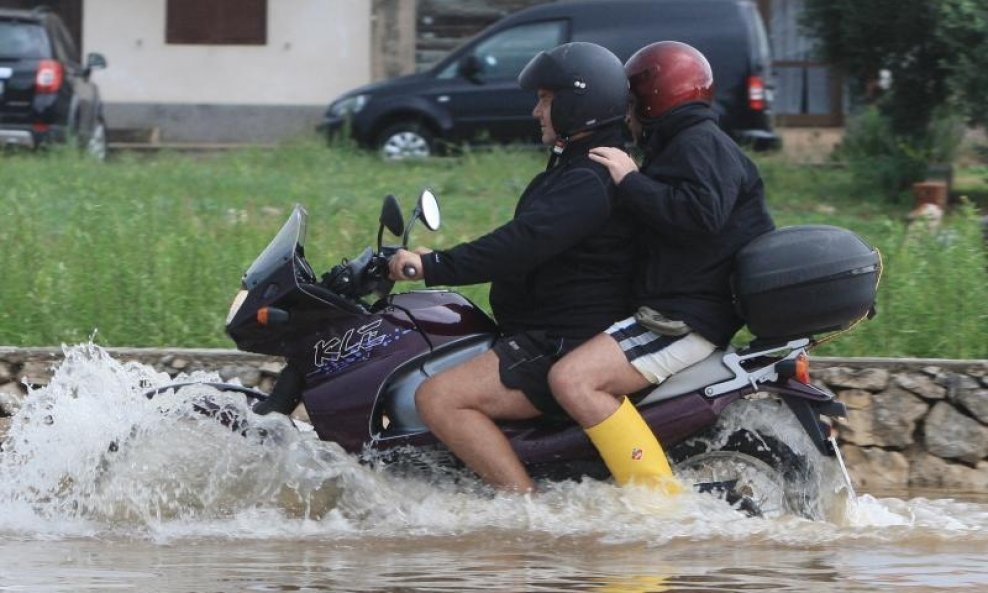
left=387, top=42, right=637, bottom=493
left=548, top=41, right=776, bottom=490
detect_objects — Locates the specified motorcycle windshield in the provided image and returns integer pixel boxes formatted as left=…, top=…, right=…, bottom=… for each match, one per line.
left=243, top=205, right=308, bottom=289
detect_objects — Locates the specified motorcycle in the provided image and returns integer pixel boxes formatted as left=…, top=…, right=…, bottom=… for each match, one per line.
left=152, top=190, right=872, bottom=520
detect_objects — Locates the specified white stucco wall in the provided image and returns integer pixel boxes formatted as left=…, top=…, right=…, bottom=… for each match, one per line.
left=81, top=0, right=371, bottom=106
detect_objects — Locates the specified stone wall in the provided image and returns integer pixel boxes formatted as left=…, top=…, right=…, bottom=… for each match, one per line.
left=1, top=347, right=986, bottom=493
left=815, top=358, right=988, bottom=493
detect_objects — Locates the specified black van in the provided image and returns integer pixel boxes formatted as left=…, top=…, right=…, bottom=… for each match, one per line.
left=321, top=0, right=779, bottom=158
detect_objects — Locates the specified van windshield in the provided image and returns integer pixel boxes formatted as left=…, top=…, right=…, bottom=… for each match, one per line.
left=0, top=21, right=48, bottom=60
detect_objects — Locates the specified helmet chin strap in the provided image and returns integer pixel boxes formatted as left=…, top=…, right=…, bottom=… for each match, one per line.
left=547, top=115, right=624, bottom=169
left=546, top=137, right=568, bottom=170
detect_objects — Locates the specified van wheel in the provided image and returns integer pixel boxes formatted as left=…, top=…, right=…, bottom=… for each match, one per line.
left=377, top=122, right=434, bottom=159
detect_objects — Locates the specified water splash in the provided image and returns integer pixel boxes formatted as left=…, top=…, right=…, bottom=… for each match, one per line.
left=0, top=345, right=985, bottom=545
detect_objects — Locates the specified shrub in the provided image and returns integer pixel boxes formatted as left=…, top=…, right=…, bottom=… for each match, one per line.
left=836, top=107, right=966, bottom=201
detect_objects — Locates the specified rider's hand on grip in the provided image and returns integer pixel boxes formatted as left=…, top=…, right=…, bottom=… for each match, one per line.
left=389, top=249, right=424, bottom=281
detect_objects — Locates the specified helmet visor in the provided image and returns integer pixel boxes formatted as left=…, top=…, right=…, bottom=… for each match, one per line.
left=517, top=51, right=572, bottom=91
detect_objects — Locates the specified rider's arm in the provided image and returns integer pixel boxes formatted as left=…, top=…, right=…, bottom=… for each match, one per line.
left=421, top=167, right=610, bottom=287
left=617, top=137, right=747, bottom=236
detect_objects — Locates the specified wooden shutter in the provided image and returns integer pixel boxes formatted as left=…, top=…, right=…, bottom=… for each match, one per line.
left=166, top=0, right=267, bottom=46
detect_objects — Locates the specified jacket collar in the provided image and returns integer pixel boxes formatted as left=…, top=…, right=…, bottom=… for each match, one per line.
left=641, top=102, right=717, bottom=156
left=547, top=124, right=625, bottom=169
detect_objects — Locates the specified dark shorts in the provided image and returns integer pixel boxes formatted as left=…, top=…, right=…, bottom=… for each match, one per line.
left=492, top=331, right=574, bottom=420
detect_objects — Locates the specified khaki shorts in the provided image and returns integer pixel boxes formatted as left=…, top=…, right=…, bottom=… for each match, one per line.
left=605, top=316, right=716, bottom=384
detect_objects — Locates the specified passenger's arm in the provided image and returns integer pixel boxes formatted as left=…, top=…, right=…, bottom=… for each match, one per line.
left=618, top=139, right=743, bottom=236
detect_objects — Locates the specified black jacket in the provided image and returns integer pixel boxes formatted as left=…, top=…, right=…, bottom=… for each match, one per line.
left=420, top=127, right=636, bottom=340
left=617, top=103, right=775, bottom=347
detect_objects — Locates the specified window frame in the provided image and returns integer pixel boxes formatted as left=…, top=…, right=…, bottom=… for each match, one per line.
left=165, top=0, right=268, bottom=46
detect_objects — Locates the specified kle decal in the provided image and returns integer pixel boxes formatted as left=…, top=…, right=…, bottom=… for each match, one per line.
left=313, top=319, right=388, bottom=367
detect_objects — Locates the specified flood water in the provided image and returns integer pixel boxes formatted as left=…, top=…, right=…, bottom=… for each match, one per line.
left=1, top=346, right=986, bottom=593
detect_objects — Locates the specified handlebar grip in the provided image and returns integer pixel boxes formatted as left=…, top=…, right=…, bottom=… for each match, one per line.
left=403, top=265, right=418, bottom=279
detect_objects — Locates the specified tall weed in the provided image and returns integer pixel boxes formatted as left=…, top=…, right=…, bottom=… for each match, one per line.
left=0, top=143, right=985, bottom=358
left=812, top=201, right=987, bottom=358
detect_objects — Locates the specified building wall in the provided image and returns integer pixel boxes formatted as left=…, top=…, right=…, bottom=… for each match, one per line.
left=80, top=0, right=372, bottom=142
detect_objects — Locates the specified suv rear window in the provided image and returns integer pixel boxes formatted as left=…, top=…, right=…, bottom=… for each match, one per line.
left=0, top=20, right=49, bottom=60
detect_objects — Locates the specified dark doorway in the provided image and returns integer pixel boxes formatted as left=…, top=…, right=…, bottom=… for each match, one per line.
left=0, top=0, right=82, bottom=51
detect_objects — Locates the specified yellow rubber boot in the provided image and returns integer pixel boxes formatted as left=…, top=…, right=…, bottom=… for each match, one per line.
left=585, top=397, right=682, bottom=493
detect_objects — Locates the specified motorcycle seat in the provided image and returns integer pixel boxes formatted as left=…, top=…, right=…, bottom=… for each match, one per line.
left=637, top=347, right=736, bottom=405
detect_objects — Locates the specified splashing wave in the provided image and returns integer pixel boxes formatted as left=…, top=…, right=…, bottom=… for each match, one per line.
left=1, top=345, right=985, bottom=544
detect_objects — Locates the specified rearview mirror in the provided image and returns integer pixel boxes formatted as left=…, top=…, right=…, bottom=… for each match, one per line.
left=402, top=188, right=441, bottom=247
left=457, top=54, right=484, bottom=83
left=417, top=189, right=441, bottom=231
left=378, top=194, right=405, bottom=250
left=86, top=52, right=107, bottom=70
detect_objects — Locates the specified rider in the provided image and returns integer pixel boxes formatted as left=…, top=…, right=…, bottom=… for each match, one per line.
left=548, top=41, right=776, bottom=490
left=388, top=42, right=636, bottom=492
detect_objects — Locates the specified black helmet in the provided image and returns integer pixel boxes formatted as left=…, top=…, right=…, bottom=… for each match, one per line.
left=518, top=42, right=629, bottom=139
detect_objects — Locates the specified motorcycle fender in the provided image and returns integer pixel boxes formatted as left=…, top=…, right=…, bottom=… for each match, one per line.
left=764, top=379, right=845, bottom=456
left=145, top=381, right=268, bottom=401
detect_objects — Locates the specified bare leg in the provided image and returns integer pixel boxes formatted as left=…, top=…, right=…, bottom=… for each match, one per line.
left=548, top=332, right=650, bottom=428
left=549, top=333, right=679, bottom=490
left=416, top=350, right=541, bottom=492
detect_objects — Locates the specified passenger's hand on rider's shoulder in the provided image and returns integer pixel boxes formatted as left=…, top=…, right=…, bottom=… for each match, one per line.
left=388, top=248, right=427, bottom=282
left=588, top=147, right=638, bottom=185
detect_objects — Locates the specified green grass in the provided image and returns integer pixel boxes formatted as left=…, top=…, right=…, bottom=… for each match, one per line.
left=1, top=139, right=985, bottom=358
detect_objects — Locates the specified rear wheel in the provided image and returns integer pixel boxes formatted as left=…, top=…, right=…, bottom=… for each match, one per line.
left=675, top=450, right=788, bottom=518
left=377, top=122, right=434, bottom=159
left=669, top=399, right=850, bottom=520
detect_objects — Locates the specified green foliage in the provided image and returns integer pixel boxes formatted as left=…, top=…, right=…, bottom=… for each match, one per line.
left=811, top=201, right=988, bottom=359
left=938, top=0, right=988, bottom=128
left=801, top=0, right=988, bottom=135
left=834, top=107, right=965, bottom=200
left=0, top=141, right=540, bottom=347
left=1, top=144, right=986, bottom=359
left=757, top=156, right=988, bottom=358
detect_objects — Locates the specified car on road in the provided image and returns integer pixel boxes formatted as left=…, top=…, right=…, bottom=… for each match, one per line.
left=0, top=7, right=107, bottom=158
left=320, top=0, right=779, bottom=158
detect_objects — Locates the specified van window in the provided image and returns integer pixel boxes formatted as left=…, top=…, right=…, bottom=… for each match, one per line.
left=742, top=1, right=771, bottom=72
left=438, top=20, right=567, bottom=82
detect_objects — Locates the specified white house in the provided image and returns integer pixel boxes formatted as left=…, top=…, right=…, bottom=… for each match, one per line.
left=79, top=0, right=373, bottom=143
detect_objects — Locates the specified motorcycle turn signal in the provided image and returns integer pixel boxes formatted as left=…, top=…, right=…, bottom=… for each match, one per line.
left=257, top=307, right=289, bottom=327
left=776, top=352, right=810, bottom=384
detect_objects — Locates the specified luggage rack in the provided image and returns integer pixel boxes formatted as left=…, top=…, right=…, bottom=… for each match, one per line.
left=704, top=337, right=811, bottom=397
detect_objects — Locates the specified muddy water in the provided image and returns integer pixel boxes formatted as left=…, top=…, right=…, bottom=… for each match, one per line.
left=1, top=346, right=985, bottom=593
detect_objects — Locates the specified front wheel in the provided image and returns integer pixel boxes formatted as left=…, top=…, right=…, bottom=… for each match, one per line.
left=145, top=382, right=283, bottom=439
left=377, top=122, right=434, bottom=159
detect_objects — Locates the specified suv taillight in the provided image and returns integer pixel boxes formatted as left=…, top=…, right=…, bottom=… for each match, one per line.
left=35, top=60, right=64, bottom=93
left=747, top=75, right=766, bottom=111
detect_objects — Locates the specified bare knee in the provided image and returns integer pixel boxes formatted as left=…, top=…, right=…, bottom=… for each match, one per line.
left=548, top=355, right=589, bottom=408
left=415, top=375, right=452, bottom=424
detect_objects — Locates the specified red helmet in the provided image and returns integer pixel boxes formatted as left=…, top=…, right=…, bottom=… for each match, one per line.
left=625, top=41, right=714, bottom=121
